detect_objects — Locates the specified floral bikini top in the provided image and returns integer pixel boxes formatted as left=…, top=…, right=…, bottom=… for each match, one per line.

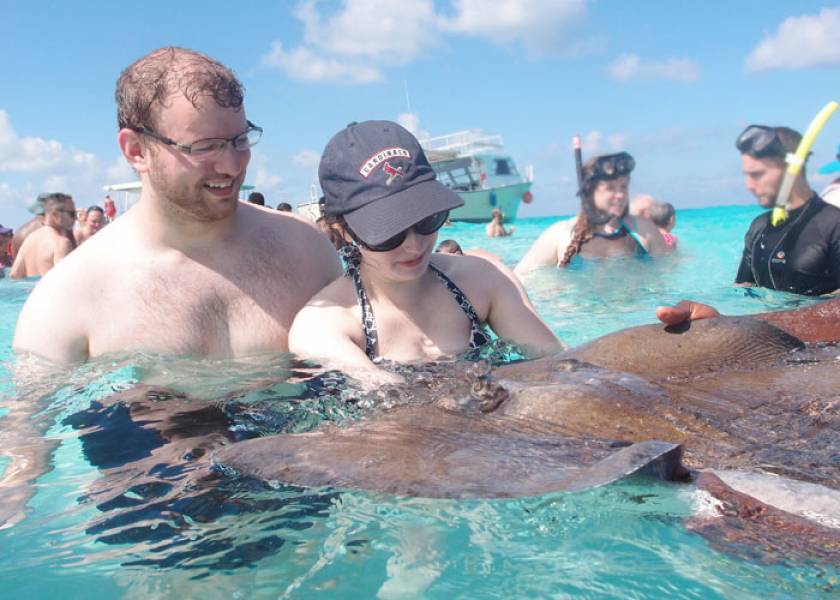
left=338, top=245, right=492, bottom=361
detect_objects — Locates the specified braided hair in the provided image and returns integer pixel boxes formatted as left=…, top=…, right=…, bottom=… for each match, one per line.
left=559, top=157, right=603, bottom=267
left=559, top=207, right=594, bottom=267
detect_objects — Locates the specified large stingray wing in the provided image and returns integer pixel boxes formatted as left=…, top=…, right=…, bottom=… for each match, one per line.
left=212, top=407, right=683, bottom=499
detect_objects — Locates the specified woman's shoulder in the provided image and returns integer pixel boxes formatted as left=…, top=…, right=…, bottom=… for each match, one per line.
left=301, top=273, right=356, bottom=308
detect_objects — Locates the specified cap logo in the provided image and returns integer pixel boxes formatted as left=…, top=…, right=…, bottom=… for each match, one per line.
left=383, top=161, right=405, bottom=185
left=359, top=147, right=411, bottom=178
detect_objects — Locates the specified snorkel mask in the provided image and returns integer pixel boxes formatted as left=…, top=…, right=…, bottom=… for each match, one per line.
left=578, top=152, right=635, bottom=226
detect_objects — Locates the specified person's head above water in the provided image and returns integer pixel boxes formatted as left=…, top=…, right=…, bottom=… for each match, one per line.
left=648, top=201, right=675, bottom=230
left=435, top=239, right=464, bottom=255
left=116, top=47, right=262, bottom=223
left=735, top=125, right=809, bottom=208
left=579, top=152, right=635, bottom=222
left=319, top=120, right=463, bottom=252
left=558, top=152, right=636, bottom=267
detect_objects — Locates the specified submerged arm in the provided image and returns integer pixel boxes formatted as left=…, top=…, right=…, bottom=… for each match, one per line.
left=289, top=297, right=402, bottom=387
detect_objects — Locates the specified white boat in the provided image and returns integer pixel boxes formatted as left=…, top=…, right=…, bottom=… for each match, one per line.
left=295, top=129, right=534, bottom=224
left=420, top=130, right=533, bottom=223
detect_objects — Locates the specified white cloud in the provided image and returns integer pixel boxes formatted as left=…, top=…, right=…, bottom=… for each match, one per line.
left=297, top=0, right=439, bottom=61
left=250, top=152, right=284, bottom=192
left=262, top=0, right=439, bottom=84
left=608, top=53, right=700, bottom=83
left=583, top=130, right=603, bottom=154
left=291, top=149, right=321, bottom=169
left=262, top=41, right=382, bottom=84
left=441, top=0, right=595, bottom=56
left=397, top=112, right=430, bottom=140
left=0, top=110, right=97, bottom=173
left=263, top=0, right=600, bottom=84
left=746, top=7, right=840, bottom=71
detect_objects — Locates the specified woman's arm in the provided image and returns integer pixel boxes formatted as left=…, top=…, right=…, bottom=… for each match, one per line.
left=288, top=291, right=403, bottom=387
left=482, top=261, right=565, bottom=357
left=514, top=219, right=573, bottom=276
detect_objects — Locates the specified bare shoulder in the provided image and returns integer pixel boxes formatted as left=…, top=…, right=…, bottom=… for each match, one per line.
left=515, top=216, right=575, bottom=273
left=239, top=205, right=340, bottom=273
left=432, top=254, right=519, bottom=304
left=289, top=275, right=363, bottom=350
left=13, top=249, right=94, bottom=362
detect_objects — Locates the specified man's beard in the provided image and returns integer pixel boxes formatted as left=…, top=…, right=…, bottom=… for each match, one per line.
left=148, top=161, right=240, bottom=223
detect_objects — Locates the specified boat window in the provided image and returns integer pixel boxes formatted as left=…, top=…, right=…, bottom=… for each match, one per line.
left=494, top=159, right=512, bottom=175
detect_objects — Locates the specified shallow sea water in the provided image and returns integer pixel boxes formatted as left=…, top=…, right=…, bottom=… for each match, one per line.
left=1, top=205, right=837, bottom=599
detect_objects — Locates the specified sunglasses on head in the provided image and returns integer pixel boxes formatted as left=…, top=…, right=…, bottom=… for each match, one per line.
left=735, top=125, right=786, bottom=158
left=586, top=152, right=635, bottom=182
left=349, top=210, right=449, bottom=252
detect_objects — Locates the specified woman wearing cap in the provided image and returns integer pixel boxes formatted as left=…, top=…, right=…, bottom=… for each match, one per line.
left=289, top=121, right=562, bottom=375
left=514, top=153, right=668, bottom=276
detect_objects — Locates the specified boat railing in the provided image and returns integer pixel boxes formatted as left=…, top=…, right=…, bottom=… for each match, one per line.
left=419, top=130, right=504, bottom=156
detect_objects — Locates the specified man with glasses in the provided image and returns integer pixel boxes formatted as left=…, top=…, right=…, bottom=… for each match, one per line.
left=734, top=125, right=840, bottom=295
left=10, top=193, right=76, bottom=278
left=13, top=47, right=341, bottom=363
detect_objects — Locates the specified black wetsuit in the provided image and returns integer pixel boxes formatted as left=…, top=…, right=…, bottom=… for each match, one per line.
left=735, top=194, right=840, bottom=295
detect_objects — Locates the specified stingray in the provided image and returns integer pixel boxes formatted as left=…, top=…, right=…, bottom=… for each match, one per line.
left=210, top=315, right=840, bottom=562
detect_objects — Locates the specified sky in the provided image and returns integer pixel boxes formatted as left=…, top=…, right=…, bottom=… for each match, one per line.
left=1, top=0, right=840, bottom=228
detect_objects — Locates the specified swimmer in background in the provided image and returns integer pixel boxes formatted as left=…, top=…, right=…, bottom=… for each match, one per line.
left=649, top=201, right=678, bottom=249
left=436, top=238, right=505, bottom=264
left=514, top=152, right=669, bottom=277
left=74, top=205, right=106, bottom=245
left=629, top=194, right=656, bottom=219
left=11, top=194, right=50, bottom=261
left=10, top=193, right=76, bottom=278
left=103, top=195, right=117, bottom=221
left=485, top=208, right=515, bottom=238
left=0, top=224, right=13, bottom=271
left=289, top=121, right=562, bottom=383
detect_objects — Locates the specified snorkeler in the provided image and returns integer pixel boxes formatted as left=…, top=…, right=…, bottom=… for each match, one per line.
left=288, top=121, right=562, bottom=377
left=734, top=125, right=840, bottom=295
left=514, top=152, right=669, bottom=276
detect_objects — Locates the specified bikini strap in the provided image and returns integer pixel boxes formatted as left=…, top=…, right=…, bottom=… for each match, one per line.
left=338, top=244, right=378, bottom=360
left=624, top=217, right=649, bottom=255
left=428, top=263, right=492, bottom=351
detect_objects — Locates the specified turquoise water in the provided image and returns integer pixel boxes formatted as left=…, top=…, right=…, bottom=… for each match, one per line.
left=0, top=205, right=836, bottom=599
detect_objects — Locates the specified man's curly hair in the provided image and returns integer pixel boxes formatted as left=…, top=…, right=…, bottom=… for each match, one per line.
left=116, top=46, right=244, bottom=131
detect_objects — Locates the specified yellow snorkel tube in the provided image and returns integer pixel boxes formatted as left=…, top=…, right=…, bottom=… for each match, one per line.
left=771, top=100, right=839, bottom=225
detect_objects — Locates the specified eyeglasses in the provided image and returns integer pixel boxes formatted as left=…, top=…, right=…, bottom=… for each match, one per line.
left=586, top=152, right=635, bottom=182
left=735, top=125, right=786, bottom=158
left=349, top=210, right=450, bottom=252
left=133, top=121, right=263, bottom=159
left=51, top=209, right=76, bottom=218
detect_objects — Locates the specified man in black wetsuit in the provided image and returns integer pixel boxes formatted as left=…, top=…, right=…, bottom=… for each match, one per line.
left=734, top=125, right=840, bottom=296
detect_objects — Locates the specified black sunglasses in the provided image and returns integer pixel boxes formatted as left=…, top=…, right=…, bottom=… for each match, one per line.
left=735, top=125, right=786, bottom=158
left=349, top=210, right=449, bottom=252
left=586, top=152, right=635, bottom=182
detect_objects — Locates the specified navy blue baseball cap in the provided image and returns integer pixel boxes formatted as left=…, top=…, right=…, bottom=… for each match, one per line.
left=819, top=143, right=840, bottom=175
left=319, top=120, right=463, bottom=246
